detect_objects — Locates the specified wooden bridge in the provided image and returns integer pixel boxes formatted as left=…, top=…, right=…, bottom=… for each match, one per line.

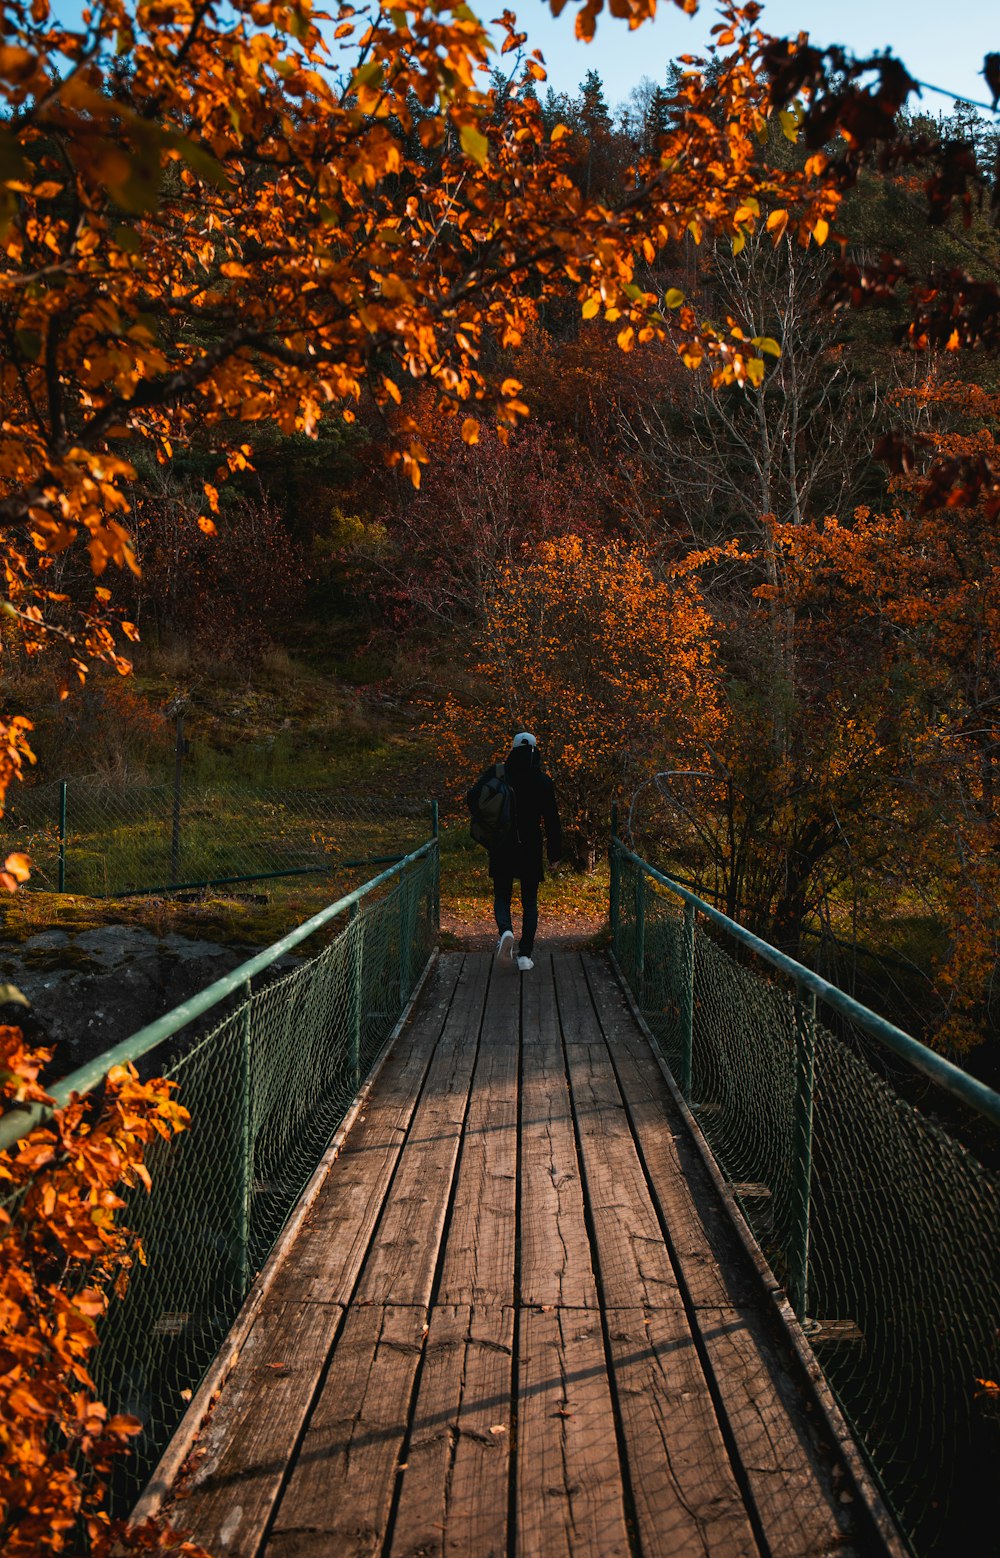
left=152, top=951, right=899, bottom=1557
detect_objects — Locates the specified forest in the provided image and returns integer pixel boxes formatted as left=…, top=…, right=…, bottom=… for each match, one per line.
left=4, top=17, right=996, bottom=1063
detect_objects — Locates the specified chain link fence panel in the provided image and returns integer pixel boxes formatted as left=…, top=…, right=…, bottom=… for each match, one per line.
left=612, top=844, right=1000, bottom=1558
left=1, top=777, right=432, bottom=897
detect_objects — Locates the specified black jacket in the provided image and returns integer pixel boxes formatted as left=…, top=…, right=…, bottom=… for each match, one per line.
left=467, top=744, right=562, bottom=882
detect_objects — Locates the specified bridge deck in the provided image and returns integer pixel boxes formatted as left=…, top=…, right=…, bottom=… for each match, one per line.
left=160, top=951, right=886, bottom=1557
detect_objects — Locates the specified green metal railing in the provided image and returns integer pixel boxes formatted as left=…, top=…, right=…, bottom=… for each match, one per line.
left=0, top=777, right=433, bottom=897
left=610, top=827, right=1000, bottom=1558
left=0, top=835, right=440, bottom=1515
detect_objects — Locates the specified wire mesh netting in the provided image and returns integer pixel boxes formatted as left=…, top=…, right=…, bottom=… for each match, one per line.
left=2, top=844, right=437, bottom=1521
left=613, top=847, right=1000, bottom=1558
left=0, top=777, right=431, bottom=897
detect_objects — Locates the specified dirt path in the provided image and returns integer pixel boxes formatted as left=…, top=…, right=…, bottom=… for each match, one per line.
left=440, top=898, right=605, bottom=953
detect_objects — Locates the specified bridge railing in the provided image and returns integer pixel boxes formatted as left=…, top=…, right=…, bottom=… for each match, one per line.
left=610, top=833, right=1000, bottom=1558
left=0, top=833, right=440, bottom=1515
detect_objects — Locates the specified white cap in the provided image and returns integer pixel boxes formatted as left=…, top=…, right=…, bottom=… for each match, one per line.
left=512, top=731, right=537, bottom=748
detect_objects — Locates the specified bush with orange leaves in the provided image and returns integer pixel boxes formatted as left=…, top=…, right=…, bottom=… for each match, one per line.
left=439, top=535, right=723, bottom=868
left=0, top=1025, right=209, bottom=1556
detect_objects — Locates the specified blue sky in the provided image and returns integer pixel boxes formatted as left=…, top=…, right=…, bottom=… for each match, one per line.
left=511, top=0, right=999, bottom=115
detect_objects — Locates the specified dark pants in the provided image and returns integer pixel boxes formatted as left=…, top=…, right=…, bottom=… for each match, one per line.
left=493, top=869, right=539, bottom=956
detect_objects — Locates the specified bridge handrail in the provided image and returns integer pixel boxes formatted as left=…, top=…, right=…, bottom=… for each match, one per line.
left=613, top=838, right=1000, bottom=1130
left=612, top=835, right=1000, bottom=1552
left=0, top=836, right=439, bottom=1153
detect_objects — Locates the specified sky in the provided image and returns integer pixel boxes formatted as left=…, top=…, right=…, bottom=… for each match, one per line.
left=509, top=0, right=999, bottom=115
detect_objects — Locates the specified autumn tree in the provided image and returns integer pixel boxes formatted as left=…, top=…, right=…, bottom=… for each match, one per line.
left=0, top=0, right=848, bottom=827
left=360, top=405, right=599, bottom=628
left=0, top=1025, right=205, bottom=1554
left=758, top=375, right=1000, bottom=1046
left=441, top=534, right=723, bottom=868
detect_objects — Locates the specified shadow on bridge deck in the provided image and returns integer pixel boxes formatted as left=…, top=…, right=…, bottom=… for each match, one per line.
left=155, top=951, right=900, bottom=1557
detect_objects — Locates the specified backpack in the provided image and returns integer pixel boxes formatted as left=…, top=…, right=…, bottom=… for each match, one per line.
left=469, top=762, right=518, bottom=852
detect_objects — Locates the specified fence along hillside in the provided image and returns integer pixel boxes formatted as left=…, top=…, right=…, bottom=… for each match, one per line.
left=1, top=776, right=433, bottom=897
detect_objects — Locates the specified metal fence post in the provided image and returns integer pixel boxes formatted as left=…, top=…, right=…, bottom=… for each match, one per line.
left=170, top=709, right=184, bottom=886
left=430, top=799, right=440, bottom=930
left=679, top=901, right=695, bottom=1100
left=399, top=872, right=410, bottom=1006
left=58, top=781, right=67, bottom=892
left=609, top=805, right=620, bottom=951
left=349, top=901, right=363, bottom=1089
left=634, top=864, right=646, bottom=993
left=238, top=980, right=253, bottom=1295
left=788, top=986, right=817, bottom=1320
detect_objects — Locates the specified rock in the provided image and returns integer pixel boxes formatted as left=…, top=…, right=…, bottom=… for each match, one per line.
left=0, top=924, right=302, bottom=1082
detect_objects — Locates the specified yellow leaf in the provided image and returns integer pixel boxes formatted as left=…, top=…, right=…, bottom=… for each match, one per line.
left=663, top=288, right=684, bottom=309
left=551, top=123, right=571, bottom=142
left=582, top=296, right=600, bottom=319
left=812, top=217, right=830, bottom=246
left=461, top=417, right=480, bottom=445
left=459, top=122, right=489, bottom=168
left=745, top=356, right=765, bottom=387
left=766, top=208, right=788, bottom=242
left=3, top=852, right=31, bottom=884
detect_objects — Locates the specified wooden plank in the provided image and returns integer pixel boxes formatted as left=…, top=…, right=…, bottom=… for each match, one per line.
left=268, top=954, right=464, bottom=1309
left=436, top=957, right=519, bottom=1307
left=698, top=1308, right=857, bottom=1558
left=265, top=1304, right=426, bottom=1558
left=519, top=957, right=599, bottom=1310
left=516, top=1306, right=631, bottom=1558
left=353, top=954, right=491, bottom=1307
left=603, top=1307, right=757, bottom=1558
left=585, top=956, right=861, bottom=1556
left=552, top=956, right=681, bottom=1311
left=167, top=1299, right=342, bottom=1557
left=582, top=953, right=759, bottom=1310
left=388, top=1304, right=513, bottom=1558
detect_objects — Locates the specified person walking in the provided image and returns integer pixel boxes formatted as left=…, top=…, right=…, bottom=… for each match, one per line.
left=466, top=731, right=562, bottom=971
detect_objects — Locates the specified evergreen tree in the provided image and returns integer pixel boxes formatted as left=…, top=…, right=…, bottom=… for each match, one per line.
left=578, top=69, right=612, bottom=138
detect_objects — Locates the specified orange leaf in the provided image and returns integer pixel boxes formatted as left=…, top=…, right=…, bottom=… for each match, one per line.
left=4, top=852, right=31, bottom=884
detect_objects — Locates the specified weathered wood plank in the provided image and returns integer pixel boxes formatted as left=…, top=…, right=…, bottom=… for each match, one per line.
left=388, top=1304, right=513, bottom=1558
left=519, top=957, right=599, bottom=1310
left=352, top=954, right=490, bottom=1307
left=268, top=954, right=463, bottom=1310
left=167, top=1299, right=341, bottom=1557
left=603, top=1306, right=757, bottom=1558
left=698, top=1308, right=858, bottom=1557
left=585, top=956, right=863, bottom=1556
left=581, top=953, right=757, bottom=1310
left=516, top=1306, right=631, bottom=1558
left=436, top=957, right=519, bottom=1307
left=156, top=951, right=889, bottom=1558
left=265, top=1304, right=426, bottom=1558
left=553, top=957, right=681, bottom=1311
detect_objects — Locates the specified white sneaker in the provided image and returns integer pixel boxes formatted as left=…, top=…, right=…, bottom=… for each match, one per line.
left=517, top=955, right=534, bottom=972
left=496, top=930, right=514, bottom=963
